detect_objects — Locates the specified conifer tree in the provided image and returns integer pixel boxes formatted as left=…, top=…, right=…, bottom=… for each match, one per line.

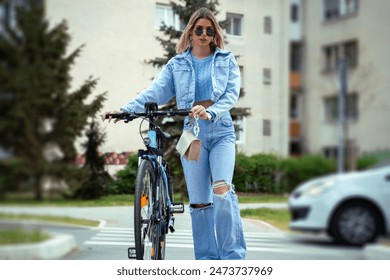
left=0, top=0, right=106, bottom=200
left=74, top=120, right=112, bottom=200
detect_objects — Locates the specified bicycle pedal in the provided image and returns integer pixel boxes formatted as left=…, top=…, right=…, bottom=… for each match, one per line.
left=171, top=202, right=185, bottom=213
left=128, top=247, right=137, bottom=259
left=168, top=217, right=175, bottom=233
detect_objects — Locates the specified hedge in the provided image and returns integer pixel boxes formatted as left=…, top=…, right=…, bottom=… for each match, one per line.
left=110, top=153, right=379, bottom=195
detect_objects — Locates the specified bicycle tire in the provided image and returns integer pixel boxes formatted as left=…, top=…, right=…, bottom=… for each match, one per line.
left=156, top=175, right=167, bottom=259
left=134, top=159, right=160, bottom=260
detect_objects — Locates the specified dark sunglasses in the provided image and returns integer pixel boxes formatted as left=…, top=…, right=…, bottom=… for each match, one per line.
left=194, top=26, right=215, bottom=37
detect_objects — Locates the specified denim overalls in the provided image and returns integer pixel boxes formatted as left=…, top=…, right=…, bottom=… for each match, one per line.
left=121, top=47, right=246, bottom=260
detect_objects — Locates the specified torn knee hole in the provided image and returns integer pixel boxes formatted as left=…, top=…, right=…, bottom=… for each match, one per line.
left=213, top=181, right=230, bottom=195
left=190, top=203, right=212, bottom=209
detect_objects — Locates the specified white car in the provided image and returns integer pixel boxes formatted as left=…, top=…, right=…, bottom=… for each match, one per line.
left=288, top=165, right=390, bottom=245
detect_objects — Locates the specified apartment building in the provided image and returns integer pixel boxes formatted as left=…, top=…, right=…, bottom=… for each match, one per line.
left=43, top=0, right=291, bottom=157
left=4, top=0, right=387, bottom=163
left=298, top=0, right=390, bottom=167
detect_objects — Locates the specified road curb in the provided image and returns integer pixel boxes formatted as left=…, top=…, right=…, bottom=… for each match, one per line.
left=363, top=245, right=390, bottom=260
left=0, top=232, right=76, bottom=260
left=363, top=238, right=390, bottom=260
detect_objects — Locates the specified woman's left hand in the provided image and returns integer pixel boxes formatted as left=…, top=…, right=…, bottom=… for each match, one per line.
left=190, top=105, right=208, bottom=120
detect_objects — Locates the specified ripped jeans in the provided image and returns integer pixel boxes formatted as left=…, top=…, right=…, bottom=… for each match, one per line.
left=180, top=114, right=246, bottom=260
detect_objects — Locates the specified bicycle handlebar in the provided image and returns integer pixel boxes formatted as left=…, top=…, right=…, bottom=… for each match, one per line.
left=105, top=109, right=191, bottom=122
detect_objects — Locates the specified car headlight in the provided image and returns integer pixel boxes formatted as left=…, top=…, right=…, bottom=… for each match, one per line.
left=301, top=180, right=335, bottom=197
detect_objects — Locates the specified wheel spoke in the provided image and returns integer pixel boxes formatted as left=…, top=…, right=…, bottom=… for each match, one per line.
left=337, top=205, right=377, bottom=244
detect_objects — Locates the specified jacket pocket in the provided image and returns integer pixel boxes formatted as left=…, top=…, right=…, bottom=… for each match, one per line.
left=173, top=67, right=190, bottom=100
left=214, top=60, right=229, bottom=92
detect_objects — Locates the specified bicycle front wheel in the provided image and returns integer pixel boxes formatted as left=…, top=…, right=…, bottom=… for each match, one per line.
left=134, top=159, right=159, bottom=260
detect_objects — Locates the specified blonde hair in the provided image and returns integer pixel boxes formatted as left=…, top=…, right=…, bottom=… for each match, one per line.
left=176, top=7, right=224, bottom=54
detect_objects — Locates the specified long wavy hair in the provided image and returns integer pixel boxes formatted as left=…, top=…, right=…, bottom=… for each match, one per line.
left=176, top=7, right=224, bottom=54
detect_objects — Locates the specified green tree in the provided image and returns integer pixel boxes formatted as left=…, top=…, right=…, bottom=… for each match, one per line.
left=72, top=120, right=112, bottom=200
left=147, top=0, right=250, bottom=194
left=0, top=0, right=105, bottom=200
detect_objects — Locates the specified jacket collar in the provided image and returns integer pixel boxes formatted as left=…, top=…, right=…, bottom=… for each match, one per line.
left=176, top=47, right=230, bottom=59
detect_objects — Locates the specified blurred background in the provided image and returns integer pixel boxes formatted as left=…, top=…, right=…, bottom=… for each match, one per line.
left=1, top=0, right=390, bottom=261
left=0, top=0, right=389, bottom=200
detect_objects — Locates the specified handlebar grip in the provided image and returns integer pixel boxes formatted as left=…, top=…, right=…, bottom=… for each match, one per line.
left=173, top=109, right=192, bottom=116
left=105, top=112, right=135, bottom=122
left=105, top=113, right=125, bottom=118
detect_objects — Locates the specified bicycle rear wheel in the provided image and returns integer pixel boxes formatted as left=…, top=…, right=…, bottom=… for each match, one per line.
left=157, top=175, right=167, bottom=259
left=134, top=159, right=160, bottom=260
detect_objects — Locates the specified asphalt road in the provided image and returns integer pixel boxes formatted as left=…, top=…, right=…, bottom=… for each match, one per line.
left=0, top=204, right=368, bottom=260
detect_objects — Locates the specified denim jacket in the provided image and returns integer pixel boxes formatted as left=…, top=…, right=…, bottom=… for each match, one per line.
left=120, top=47, right=240, bottom=122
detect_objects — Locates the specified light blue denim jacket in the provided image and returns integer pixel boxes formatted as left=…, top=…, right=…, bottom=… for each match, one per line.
left=120, top=47, right=240, bottom=122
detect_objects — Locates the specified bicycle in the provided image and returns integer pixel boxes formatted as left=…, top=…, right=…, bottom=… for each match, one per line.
left=106, top=102, right=191, bottom=260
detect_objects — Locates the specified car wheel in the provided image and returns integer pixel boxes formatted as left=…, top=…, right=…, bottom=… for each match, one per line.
left=330, top=201, right=379, bottom=246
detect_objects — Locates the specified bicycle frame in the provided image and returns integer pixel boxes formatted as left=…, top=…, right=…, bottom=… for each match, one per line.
left=108, top=103, right=190, bottom=259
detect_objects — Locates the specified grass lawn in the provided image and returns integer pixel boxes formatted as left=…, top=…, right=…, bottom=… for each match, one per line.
left=238, top=193, right=288, bottom=203
left=0, top=193, right=287, bottom=207
left=0, top=193, right=135, bottom=207
left=0, top=228, right=51, bottom=245
left=240, top=208, right=291, bottom=231
left=0, top=213, right=100, bottom=227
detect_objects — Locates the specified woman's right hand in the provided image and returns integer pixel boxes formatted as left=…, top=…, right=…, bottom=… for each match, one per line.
left=101, top=110, right=123, bottom=123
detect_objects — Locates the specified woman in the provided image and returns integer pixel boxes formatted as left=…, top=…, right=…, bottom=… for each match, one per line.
left=105, top=7, right=246, bottom=260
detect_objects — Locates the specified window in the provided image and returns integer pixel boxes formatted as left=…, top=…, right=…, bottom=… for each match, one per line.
left=290, top=141, right=302, bottom=156
left=323, top=40, right=358, bottom=71
left=323, top=0, right=359, bottom=21
left=263, top=119, right=271, bottom=136
left=264, top=16, right=272, bottom=34
left=324, top=93, right=359, bottom=122
left=226, top=13, right=243, bottom=36
left=263, top=68, right=271, bottom=84
left=1, top=0, right=42, bottom=32
left=323, top=146, right=338, bottom=160
left=344, top=41, right=358, bottom=68
left=324, top=45, right=339, bottom=71
left=234, top=117, right=245, bottom=144
left=291, top=4, right=299, bottom=22
left=290, top=43, right=301, bottom=71
left=155, top=3, right=181, bottom=30
left=290, top=95, right=298, bottom=119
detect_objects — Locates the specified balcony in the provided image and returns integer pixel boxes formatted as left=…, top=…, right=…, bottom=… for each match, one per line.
left=290, top=71, right=301, bottom=90
left=290, top=120, right=300, bottom=138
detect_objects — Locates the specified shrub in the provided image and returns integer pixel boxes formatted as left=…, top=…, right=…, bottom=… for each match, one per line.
left=234, top=153, right=337, bottom=194
left=234, top=153, right=280, bottom=193
left=108, top=155, right=138, bottom=194
left=357, top=155, right=378, bottom=170
left=279, top=155, right=336, bottom=192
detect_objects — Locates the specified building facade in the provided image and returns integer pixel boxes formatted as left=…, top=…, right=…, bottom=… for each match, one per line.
left=45, top=0, right=291, bottom=157
left=298, top=0, right=390, bottom=167
left=2, top=0, right=389, bottom=163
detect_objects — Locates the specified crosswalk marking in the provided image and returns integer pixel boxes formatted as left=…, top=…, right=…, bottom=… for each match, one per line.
left=84, top=227, right=294, bottom=253
left=83, top=226, right=357, bottom=258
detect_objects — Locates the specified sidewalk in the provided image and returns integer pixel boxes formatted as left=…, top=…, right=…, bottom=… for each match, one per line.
left=0, top=220, right=76, bottom=260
